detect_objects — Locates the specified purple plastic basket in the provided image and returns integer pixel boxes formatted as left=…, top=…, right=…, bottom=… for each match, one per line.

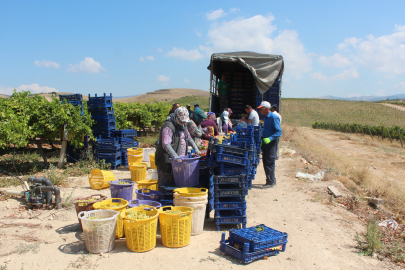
left=136, top=189, right=161, bottom=202
left=171, top=155, right=200, bottom=187
left=109, top=180, right=134, bottom=202
left=128, top=199, right=162, bottom=209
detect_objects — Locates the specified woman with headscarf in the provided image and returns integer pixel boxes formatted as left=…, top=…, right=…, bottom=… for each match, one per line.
left=200, top=112, right=219, bottom=137
left=217, top=108, right=234, bottom=134
left=155, top=107, right=201, bottom=186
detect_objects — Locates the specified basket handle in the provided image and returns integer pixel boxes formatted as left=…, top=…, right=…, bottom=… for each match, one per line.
left=160, top=206, right=172, bottom=212
left=112, top=198, right=123, bottom=203
left=200, top=188, right=207, bottom=193
left=91, top=194, right=106, bottom=200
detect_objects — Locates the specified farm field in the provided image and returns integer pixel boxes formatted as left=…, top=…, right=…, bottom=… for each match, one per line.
left=281, top=98, right=405, bottom=128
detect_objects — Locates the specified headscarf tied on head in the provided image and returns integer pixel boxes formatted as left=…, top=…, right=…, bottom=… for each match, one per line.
left=170, top=107, right=189, bottom=129
left=207, top=112, right=216, bottom=121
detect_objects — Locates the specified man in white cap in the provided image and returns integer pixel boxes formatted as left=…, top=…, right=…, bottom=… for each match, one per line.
left=257, top=101, right=282, bottom=188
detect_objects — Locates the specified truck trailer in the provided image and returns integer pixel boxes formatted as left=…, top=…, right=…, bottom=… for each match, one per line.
left=208, top=51, right=284, bottom=119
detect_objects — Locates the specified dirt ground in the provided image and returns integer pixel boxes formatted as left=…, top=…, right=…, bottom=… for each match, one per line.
left=0, top=143, right=401, bottom=269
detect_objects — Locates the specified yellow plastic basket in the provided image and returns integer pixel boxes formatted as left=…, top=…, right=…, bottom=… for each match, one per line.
left=129, top=162, right=148, bottom=168
left=149, top=153, right=157, bottom=169
left=127, top=147, right=143, bottom=155
left=128, top=153, right=144, bottom=164
left=93, top=198, right=129, bottom=238
left=173, top=187, right=208, bottom=197
left=159, top=206, right=194, bottom=248
left=129, top=164, right=147, bottom=183
left=88, top=169, right=114, bottom=190
left=123, top=206, right=159, bottom=252
left=137, top=179, right=158, bottom=191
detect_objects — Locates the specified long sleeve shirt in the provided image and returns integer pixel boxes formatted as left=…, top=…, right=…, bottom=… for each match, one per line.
left=262, top=112, right=282, bottom=142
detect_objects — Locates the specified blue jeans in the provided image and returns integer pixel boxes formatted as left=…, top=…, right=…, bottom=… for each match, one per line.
left=261, top=138, right=279, bottom=185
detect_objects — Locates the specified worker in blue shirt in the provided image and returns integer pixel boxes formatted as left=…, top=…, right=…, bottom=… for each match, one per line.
left=257, top=101, right=282, bottom=188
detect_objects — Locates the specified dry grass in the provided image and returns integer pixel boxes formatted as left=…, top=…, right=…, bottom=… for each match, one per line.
left=282, top=124, right=405, bottom=218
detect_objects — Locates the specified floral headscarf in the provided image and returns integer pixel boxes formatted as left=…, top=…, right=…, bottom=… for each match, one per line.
left=170, top=107, right=189, bottom=128
left=227, top=108, right=233, bottom=115
left=207, top=112, right=216, bottom=121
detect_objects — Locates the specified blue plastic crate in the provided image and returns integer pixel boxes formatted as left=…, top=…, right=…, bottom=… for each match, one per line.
left=88, top=93, right=113, bottom=102
left=215, top=209, right=246, bottom=217
left=95, top=158, right=122, bottom=169
left=220, top=234, right=281, bottom=264
left=93, top=115, right=116, bottom=124
left=63, top=100, right=83, bottom=107
left=93, top=130, right=111, bottom=139
left=159, top=184, right=178, bottom=195
left=229, top=224, right=288, bottom=252
left=160, top=199, right=173, bottom=206
left=88, top=107, right=114, bottom=115
left=215, top=188, right=248, bottom=197
left=111, top=129, right=137, bottom=138
left=213, top=174, right=247, bottom=185
left=93, top=121, right=116, bottom=130
left=214, top=198, right=247, bottom=210
left=88, top=101, right=113, bottom=108
left=210, top=153, right=250, bottom=167
left=199, top=167, right=213, bottom=189
left=215, top=216, right=247, bottom=231
left=235, top=124, right=254, bottom=136
left=215, top=163, right=250, bottom=176
left=215, top=182, right=247, bottom=190
left=95, top=151, right=121, bottom=159
left=59, top=94, right=83, bottom=101
left=231, top=140, right=259, bottom=149
left=208, top=140, right=255, bottom=158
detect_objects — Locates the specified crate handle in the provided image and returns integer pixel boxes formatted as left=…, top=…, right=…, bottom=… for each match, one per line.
left=130, top=199, right=139, bottom=205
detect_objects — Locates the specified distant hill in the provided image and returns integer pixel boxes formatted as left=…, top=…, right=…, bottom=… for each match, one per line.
left=315, top=94, right=405, bottom=102
left=114, top=88, right=210, bottom=103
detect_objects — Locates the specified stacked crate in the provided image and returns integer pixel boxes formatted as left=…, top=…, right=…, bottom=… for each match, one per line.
left=88, top=93, right=115, bottom=139
left=59, top=94, right=84, bottom=115
left=111, top=130, right=139, bottom=167
left=159, top=184, right=176, bottom=206
left=229, top=72, right=245, bottom=117
left=88, top=93, right=138, bottom=168
left=207, top=137, right=255, bottom=231
left=220, top=224, right=288, bottom=264
left=94, top=137, right=122, bottom=169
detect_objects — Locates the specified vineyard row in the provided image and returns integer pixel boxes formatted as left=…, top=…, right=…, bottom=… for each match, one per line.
left=312, top=121, right=405, bottom=147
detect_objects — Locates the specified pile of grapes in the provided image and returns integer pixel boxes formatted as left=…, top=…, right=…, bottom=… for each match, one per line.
left=76, top=197, right=98, bottom=206
left=125, top=209, right=153, bottom=222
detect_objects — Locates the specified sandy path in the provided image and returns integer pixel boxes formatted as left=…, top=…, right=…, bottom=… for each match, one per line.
left=0, top=155, right=397, bottom=269
left=382, top=103, right=405, bottom=112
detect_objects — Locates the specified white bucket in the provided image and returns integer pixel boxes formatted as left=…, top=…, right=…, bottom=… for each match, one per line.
left=147, top=169, right=158, bottom=180
left=142, top=148, right=156, bottom=162
left=173, top=198, right=207, bottom=235
left=173, top=193, right=208, bottom=202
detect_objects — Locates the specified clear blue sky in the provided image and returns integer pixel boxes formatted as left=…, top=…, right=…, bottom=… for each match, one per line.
left=1, top=0, right=405, bottom=98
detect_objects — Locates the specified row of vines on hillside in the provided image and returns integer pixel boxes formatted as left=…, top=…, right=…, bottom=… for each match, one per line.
left=114, top=101, right=171, bottom=132
left=312, top=121, right=405, bottom=143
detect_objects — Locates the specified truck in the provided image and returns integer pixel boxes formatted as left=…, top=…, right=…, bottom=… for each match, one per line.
left=207, top=51, right=284, bottom=119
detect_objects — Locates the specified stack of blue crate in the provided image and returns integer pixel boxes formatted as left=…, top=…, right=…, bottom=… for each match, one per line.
left=207, top=137, right=254, bottom=231
left=232, top=124, right=263, bottom=188
left=66, top=137, right=89, bottom=163
left=59, top=94, right=84, bottom=114
left=88, top=93, right=115, bottom=139
left=94, top=136, right=122, bottom=169
left=111, top=130, right=139, bottom=167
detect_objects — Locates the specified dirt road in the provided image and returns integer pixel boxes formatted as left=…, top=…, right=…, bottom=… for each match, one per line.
left=0, top=151, right=398, bottom=269
left=383, top=103, right=405, bottom=112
